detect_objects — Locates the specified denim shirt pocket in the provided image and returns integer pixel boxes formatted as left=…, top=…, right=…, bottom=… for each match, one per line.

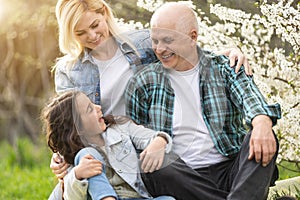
left=81, top=86, right=97, bottom=104
left=113, top=136, right=137, bottom=169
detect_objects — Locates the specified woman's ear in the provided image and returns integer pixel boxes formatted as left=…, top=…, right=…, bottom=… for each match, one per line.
left=101, top=6, right=108, bottom=20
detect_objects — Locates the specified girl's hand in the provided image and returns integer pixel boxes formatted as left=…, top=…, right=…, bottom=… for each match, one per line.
left=140, top=136, right=167, bottom=173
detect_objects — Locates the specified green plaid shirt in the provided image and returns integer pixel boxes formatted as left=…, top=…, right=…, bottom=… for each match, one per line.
left=125, top=47, right=281, bottom=157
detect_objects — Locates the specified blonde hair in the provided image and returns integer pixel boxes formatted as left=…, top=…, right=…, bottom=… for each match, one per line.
left=55, top=0, right=122, bottom=62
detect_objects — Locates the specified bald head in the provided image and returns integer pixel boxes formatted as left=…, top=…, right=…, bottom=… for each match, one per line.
left=149, top=2, right=199, bottom=71
left=150, top=2, right=198, bottom=34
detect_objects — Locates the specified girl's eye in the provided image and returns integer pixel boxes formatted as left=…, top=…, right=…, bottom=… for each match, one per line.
left=87, top=103, right=94, bottom=113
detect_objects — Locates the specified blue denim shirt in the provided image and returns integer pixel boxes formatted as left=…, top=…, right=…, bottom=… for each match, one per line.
left=54, top=29, right=157, bottom=105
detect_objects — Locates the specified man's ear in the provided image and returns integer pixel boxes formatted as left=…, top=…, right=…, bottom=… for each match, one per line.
left=190, top=29, right=198, bottom=41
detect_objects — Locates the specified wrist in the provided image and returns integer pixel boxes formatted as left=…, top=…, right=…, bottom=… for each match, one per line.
left=74, top=166, right=83, bottom=180
left=252, top=115, right=272, bottom=127
left=157, top=133, right=168, bottom=144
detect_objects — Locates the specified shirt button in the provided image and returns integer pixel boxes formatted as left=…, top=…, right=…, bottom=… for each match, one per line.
left=117, top=169, right=123, bottom=173
left=82, top=183, right=87, bottom=187
left=95, top=93, right=99, bottom=97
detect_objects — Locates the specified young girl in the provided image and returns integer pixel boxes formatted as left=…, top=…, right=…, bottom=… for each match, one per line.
left=42, top=91, right=174, bottom=200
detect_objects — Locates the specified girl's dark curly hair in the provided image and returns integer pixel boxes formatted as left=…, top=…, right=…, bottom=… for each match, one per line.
left=41, top=91, right=125, bottom=164
left=41, top=91, right=84, bottom=164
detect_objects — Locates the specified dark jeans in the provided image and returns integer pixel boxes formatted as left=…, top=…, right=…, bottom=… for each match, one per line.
left=141, top=131, right=279, bottom=200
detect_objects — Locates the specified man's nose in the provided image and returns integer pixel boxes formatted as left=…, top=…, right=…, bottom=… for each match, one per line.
left=155, top=42, right=166, bottom=54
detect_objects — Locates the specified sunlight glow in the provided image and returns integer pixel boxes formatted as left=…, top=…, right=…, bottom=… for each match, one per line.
left=0, top=0, right=10, bottom=24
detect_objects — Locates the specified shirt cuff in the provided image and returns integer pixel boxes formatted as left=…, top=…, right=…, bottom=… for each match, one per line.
left=156, top=132, right=172, bottom=153
left=64, top=167, right=88, bottom=200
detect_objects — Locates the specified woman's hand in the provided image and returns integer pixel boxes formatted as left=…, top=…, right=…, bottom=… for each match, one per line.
left=50, top=153, right=70, bottom=180
left=140, top=136, right=167, bottom=173
left=215, top=48, right=253, bottom=75
left=74, top=154, right=103, bottom=180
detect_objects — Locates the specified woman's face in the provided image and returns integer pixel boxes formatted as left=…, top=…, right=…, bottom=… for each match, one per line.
left=74, top=11, right=110, bottom=50
left=75, top=93, right=106, bottom=137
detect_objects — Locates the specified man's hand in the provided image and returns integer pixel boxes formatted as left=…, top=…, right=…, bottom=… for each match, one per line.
left=215, top=48, right=252, bottom=75
left=50, top=153, right=70, bottom=179
left=140, top=136, right=167, bottom=173
left=249, top=115, right=277, bottom=167
left=74, top=154, right=103, bottom=180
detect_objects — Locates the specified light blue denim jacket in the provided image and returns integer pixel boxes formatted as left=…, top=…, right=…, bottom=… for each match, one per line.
left=54, top=29, right=157, bottom=105
left=64, top=120, right=173, bottom=200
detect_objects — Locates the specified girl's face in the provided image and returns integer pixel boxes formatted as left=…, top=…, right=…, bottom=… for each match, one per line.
left=74, top=11, right=110, bottom=50
left=75, top=93, right=106, bottom=137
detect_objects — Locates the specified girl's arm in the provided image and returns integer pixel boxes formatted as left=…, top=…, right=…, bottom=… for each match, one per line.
left=140, top=135, right=168, bottom=173
left=127, top=121, right=173, bottom=173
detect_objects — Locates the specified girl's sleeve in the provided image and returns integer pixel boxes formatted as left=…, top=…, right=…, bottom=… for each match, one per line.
left=128, top=121, right=172, bottom=153
left=64, top=147, right=117, bottom=200
left=64, top=167, right=88, bottom=200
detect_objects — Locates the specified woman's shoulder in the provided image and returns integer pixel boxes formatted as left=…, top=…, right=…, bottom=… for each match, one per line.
left=123, top=29, right=150, bottom=41
left=120, top=29, right=152, bottom=50
left=54, top=55, right=79, bottom=72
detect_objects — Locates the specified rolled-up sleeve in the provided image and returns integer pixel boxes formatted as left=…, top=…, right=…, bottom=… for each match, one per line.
left=226, top=66, right=281, bottom=126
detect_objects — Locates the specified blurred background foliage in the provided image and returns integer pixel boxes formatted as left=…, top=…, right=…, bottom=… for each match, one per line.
left=0, top=0, right=270, bottom=146
left=0, top=0, right=298, bottom=199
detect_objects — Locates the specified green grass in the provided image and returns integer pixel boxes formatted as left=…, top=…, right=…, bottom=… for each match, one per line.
left=0, top=138, right=57, bottom=199
left=277, top=160, right=300, bottom=180
left=0, top=137, right=299, bottom=199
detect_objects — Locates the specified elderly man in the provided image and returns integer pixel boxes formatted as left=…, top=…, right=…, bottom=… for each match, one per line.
left=125, top=2, right=281, bottom=200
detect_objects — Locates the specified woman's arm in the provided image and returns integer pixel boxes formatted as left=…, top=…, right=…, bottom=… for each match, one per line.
left=50, top=153, right=70, bottom=180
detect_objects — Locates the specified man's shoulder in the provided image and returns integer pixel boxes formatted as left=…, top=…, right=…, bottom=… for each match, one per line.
left=127, top=62, right=166, bottom=89
left=202, top=50, right=234, bottom=74
left=135, top=62, right=164, bottom=78
left=201, top=49, right=230, bottom=65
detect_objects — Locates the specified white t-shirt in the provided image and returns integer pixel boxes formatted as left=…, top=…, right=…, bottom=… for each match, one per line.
left=93, top=48, right=133, bottom=116
left=168, top=65, right=228, bottom=169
